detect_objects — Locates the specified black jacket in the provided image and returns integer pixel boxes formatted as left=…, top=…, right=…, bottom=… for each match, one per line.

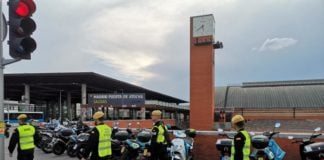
left=233, top=128, right=247, bottom=160
left=8, top=124, right=40, bottom=155
left=83, top=125, right=111, bottom=160
left=149, top=121, right=171, bottom=153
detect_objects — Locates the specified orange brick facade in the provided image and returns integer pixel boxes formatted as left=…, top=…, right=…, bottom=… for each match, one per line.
left=189, top=17, right=215, bottom=130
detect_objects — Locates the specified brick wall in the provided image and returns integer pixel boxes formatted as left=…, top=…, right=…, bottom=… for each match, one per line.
left=192, top=135, right=323, bottom=160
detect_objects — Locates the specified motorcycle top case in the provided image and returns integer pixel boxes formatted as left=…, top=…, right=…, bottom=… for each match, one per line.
left=215, top=138, right=232, bottom=151
left=137, top=131, right=152, bottom=143
left=114, top=130, right=129, bottom=141
left=251, top=135, right=269, bottom=149
left=303, top=142, right=324, bottom=156
left=185, top=128, right=197, bottom=138
left=268, top=139, right=286, bottom=160
left=61, top=129, right=74, bottom=137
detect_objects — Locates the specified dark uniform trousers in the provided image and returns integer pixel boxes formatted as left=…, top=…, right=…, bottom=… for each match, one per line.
left=150, top=144, right=169, bottom=160
left=18, top=153, right=34, bottom=160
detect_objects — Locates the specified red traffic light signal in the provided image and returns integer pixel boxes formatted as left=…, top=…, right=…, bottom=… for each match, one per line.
left=8, top=0, right=37, bottom=60
left=14, top=0, right=36, bottom=17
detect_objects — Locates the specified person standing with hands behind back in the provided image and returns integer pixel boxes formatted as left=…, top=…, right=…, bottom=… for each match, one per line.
left=148, top=110, right=171, bottom=160
left=82, top=111, right=112, bottom=160
left=231, top=115, right=251, bottom=160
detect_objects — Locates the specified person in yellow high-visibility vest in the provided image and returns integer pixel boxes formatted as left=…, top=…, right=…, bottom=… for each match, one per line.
left=231, top=115, right=251, bottom=160
left=8, top=114, right=40, bottom=160
left=82, top=111, right=112, bottom=160
left=148, top=110, right=171, bottom=160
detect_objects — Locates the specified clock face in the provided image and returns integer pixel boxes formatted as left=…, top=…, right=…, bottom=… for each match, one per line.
left=192, top=15, right=215, bottom=37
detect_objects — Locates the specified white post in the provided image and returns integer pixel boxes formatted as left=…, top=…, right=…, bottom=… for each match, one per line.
left=24, top=84, right=30, bottom=104
left=81, top=84, right=87, bottom=119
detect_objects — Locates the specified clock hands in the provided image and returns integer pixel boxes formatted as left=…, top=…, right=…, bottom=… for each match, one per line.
left=196, top=24, right=204, bottom=31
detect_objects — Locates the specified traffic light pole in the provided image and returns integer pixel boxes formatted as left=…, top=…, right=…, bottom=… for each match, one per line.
left=0, top=0, right=5, bottom=159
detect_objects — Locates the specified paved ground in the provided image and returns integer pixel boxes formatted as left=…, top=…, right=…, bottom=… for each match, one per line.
left=4, top=138, right=78, bottom=160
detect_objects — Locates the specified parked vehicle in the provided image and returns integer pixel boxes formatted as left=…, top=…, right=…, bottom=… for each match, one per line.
left=289, top=127, right=324, bottom=160
left=41, top=124, right=68, bottom=154
left=170, top=129, right=196, bottom=160
left=250, top=122, right=286, bottom=160
left=215, top=128, right=234, bottom=160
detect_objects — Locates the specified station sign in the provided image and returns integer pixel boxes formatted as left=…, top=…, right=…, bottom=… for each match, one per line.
left=88, top=93, right=145, bottom=107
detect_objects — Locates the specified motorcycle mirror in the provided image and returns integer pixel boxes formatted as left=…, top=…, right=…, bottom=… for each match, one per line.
left=217, top=128, right=224, bottom=132
left=288, top=136, right=294, bottom=140
left=314, top=127, right=321, bottom=132
left=275, top=122, right=281, bottom=128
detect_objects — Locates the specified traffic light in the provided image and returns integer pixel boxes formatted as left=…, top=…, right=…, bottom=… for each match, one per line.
left=8, top=0, right=36, bottom=59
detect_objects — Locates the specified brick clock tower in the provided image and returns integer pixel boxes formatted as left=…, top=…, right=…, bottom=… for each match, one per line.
left=190, top=14, right=216, bottom=130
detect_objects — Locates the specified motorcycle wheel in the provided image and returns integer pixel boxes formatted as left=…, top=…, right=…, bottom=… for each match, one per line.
left=53, top=142, right=66, bottom=155
left=77, top=145, right=86, bottom=159
left=67, top=144, right=77, bottom=157
left=41, top=143, right=53, bottom=154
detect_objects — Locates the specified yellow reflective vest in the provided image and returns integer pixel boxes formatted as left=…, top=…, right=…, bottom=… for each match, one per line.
left=17, top=125, right=35, bottom=150
left=231, top=130, right=251, bottom=160
left=152, top=124, right=168, bottom=144
left=96, top=124, right=112, bottom=157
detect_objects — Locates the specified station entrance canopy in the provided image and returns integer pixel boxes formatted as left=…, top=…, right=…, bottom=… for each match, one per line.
left=88, top=93, right=145, bottom=107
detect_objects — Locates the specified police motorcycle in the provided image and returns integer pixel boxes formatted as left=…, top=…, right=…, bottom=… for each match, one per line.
left=132, top=122, right=152, bottom=159
left=116, top=123, right=142, bottom=160
left=215, top=128, right=235, bottom=160
left=75, top=129, right=92, bottom=159
left=111, top=121, right=129, bottom=159
left=250, top=122, right=286, bottom=160
left=41, top=124, right=70, bottom=154
left=288, top=127, right=324, bottom=160
left=170, top=128, right=196, bottom=160
left=52, top=126, right=77, bottom=155
left=66, top=124, right=91, bottom=157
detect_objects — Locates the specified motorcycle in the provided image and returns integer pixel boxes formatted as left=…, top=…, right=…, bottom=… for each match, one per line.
left=116, top=123, right=141, bottom=160
left=52, top=128, right=76, bottom=155
left=41, top=124, right=69, bottom=154
left=133, top=122, right=152, bottom=159
left=170, top=128, right=196, bottom=160
left=215, top=128, right=235, bottom=160
left=288, top=127, right=324, bottom=160
left=250, top=122, right=286, bottom=160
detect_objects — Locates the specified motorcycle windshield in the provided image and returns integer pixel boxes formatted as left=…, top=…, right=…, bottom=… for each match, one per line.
left=268, top=139, right=286, bottom=160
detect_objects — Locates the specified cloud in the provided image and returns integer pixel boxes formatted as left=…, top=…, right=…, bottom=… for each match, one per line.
left=256, top=37, right=298, bottom=52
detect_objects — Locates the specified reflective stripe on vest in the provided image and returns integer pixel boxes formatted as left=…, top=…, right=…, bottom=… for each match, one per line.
left=17, top=125, right=35, bottom=150
left=96, top=124, right=112, bottom=157
left=231, top=130, right=251, bottom=160
left=152, top=124, right=167, bottom=144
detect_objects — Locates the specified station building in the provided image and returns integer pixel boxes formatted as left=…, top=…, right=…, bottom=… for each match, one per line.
left=4, top=72, right=189, bottom=124
left=215, top=79, right=324, bottom=121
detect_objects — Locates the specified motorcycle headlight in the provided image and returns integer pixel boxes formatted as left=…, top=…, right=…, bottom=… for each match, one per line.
left=174, top=154, right=181, bottom=160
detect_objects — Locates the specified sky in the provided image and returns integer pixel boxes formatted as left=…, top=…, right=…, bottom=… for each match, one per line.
left=2, top=0, right=324, bottom=101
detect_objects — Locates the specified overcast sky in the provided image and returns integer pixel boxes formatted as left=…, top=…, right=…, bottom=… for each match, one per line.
left=3, top=0, right=324, bottom=101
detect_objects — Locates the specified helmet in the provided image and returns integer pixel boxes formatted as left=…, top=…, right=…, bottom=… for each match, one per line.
left=151, top=110, right=162, bottom=116
left=17, top=114, right=27, bottom=120
left=93, top=111, right=105, bottom=120
left=231, top=115, right=245, bottom=124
